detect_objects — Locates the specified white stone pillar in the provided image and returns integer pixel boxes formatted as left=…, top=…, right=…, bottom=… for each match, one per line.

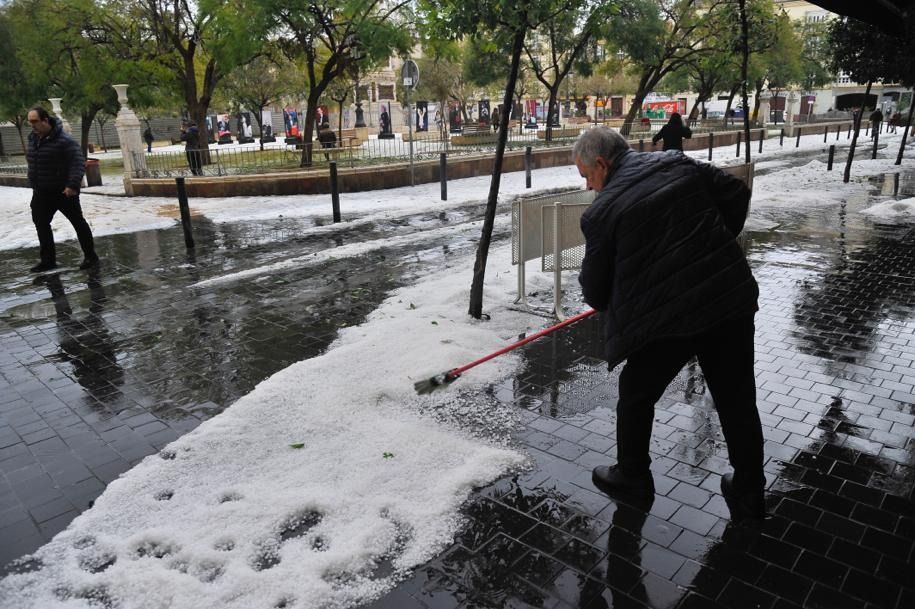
left=112, top=84, right=147, bottom=195
left=785, top=91, right=798, bottom=132
left=757, top=92, right=771, bottom=127
left=48, top=98, right=74, bottom=134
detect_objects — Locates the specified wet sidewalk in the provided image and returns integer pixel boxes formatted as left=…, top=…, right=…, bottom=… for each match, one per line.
left=1, top=169, right=915, bottom=609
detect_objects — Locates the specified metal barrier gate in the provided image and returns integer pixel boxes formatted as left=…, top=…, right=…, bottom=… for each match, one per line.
left=511, top=162, right=755, bottom=319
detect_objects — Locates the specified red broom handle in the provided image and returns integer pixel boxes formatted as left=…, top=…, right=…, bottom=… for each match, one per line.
left=449, top=309, right=597, bottom=377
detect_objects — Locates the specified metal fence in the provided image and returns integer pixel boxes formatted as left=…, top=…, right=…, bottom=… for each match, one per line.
left=0, top=163, right=28, bottom=176
left=134, top=127, right=602, bottom=178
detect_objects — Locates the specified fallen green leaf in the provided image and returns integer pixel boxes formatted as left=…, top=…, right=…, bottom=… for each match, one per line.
left=289, top=443, right=305, bottom=449
left=383, top=452, right=395, bottom=459
left=431, top=320, right=438, bottom=325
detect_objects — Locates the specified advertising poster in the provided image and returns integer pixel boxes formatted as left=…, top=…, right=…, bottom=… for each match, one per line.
left=217, top=114, right=231, bottom=137
left=478, top=100, right=491, bottom=125
left=237, top=112, right=253, bottom=139
left=261, top=110, right=273, bottom=138
left=448, top=101, right=462, bottom=133
left=284, top=108, right=299, bottom=137
left=525, top=99, right=538, bottom=124
left=206, top=115, right=217, bottom=142
left=416, top=101, right=428, bottom=131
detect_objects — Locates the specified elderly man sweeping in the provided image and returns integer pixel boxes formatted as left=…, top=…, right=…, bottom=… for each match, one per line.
left=573, top=127, right=766, bottom=522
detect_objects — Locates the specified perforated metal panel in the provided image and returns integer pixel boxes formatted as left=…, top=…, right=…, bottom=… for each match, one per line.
left=541, top=203, right=590, bottom=272
left=511, top=190, right=595, bottom=265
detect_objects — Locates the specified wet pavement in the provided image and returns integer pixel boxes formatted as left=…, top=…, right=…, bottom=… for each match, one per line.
left=2, top=170, right=915, bottom=609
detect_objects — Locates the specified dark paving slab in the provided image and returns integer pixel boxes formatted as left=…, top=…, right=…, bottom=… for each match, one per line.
left=2, top=170, right=915, bottom=609
left=0, top=201, right=499, bottom=572
left=363, top=175, right=915, bottom=609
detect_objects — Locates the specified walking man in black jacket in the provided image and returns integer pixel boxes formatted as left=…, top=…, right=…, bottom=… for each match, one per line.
left=26, top=106, right=98, bottom=273
left=573, top=127, right=766, bottom=522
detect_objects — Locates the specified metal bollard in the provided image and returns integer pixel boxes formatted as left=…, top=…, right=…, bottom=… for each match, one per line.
left=175, top=177, right=195, bottom=249
left=780, top=129, right=784, bottom=146
left=795, top=129, right=801, bottom=148
left=759, top=129, right=764, bottom=154
left=736, top=131, right=741, bottom=157
left=638, top=139, right=644, bottom=152
left=708, top=132, right=714, bottom=161
left=823, top=126, right=828, bottom=143
left=847, top=125, right=851, bottom=139
left=525, top=146, right=532, bottom=188
left=836, top=125, right=841, bottom=141
left=330, top=161, right=341, bottom=223
left=872, top=131, right=879, bottom=160
left=439, top=152, right=447, bottom=201
left=827, top=145, right=835, bottom=170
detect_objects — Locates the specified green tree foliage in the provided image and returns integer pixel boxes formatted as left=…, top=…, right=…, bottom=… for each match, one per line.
left=828, top=16, right=902, bottom=181
left=257, top=0, right=413, bottom=166
left=218, top=54, right=290, bottom=150
left=0, top=9, right=44, bottom=153
left=420, top=0, right=582, bottom=318
left=524, top=2, right=617, bottom=140
left=606, top=0, right=730, bottom=135
left=4, top=0, right=147, bottom=156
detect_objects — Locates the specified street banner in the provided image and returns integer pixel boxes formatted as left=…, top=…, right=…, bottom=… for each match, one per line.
left=478, top=100, right=491, bottom=125
left=416, top=101, right=428, bottom=131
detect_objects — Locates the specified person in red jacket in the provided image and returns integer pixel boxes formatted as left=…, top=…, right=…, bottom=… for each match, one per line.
left=26, top=106, right=98, bottom=273
left=573, top=126, right=765, bottom=522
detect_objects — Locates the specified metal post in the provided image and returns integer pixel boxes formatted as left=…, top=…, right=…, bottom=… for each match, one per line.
left=758, top=129, right=763, bottom=154
left=552, top=203, right=565, bottom=321
left=639, top=139, right=644, bottom=152
left=175, top=177, right=195, bottom=249
left=847, top=124, right=851, bottom=139
left=780, top=129, right=784, bottom=146
left=827, top=144, right=835, bottom=171
left=736, top=131, right=741, bottom=157
left=525, top=146, right=532, bottom=188
left=795, top=129, right=801, bottom=148
left=872, top=131, right=879, bottom=160
left=407, top=91, right=415, bottom=186
left=708, top=132, right=714, bottom=161
left=439, top=152, right=447, bottom=201
left=823, top=126, right=828, bottom=143
left=836, top=125, right=840, bottom=141
left=330, top=161, right=341, bottom=223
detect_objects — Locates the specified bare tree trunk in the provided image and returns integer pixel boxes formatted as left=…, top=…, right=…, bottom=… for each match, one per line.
left=544, top=86, right=559, bottom=142
left=844, top=80, right=872, bottom=183
left=15, top=119, right=26, bottom=153
left=468, top=28, right=526, bottom=319
left=739, top=0, right=752, bottom=164
left=621, top=73, right=652, bottom=136
left=896, top=92, right=914, bottom=166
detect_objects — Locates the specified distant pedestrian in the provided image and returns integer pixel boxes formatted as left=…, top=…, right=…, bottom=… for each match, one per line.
left=180, top=122, right=203, bottom=176
left=573, top=127, right=765, bottom=522
left=143, top=126, right=154, bottom=152
left=26, top=106, right=99, bottom=272
left=869, top=108, right=883, bottom=139
left=317, top=123, right=336, bottom=160
left=491, top=106, right=500, bottom=132
left=889, top=112, right=901, bottom=134
left=652, top=112, right=693, bottom=151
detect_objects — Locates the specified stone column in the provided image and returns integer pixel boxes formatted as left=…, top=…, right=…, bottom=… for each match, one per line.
left=785, top=91, right=798, bottom=133
left=757, top=92, right=771, bottom=127
left=112, top=84, right=147, bottom=195
left=48, top=98, right=73, bottom=134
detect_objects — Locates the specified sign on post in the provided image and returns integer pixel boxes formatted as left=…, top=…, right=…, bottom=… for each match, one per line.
left=402, top=59, right=420, bottom=186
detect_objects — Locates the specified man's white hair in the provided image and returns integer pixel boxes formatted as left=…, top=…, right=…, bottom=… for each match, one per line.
left=573, top=126, right=630, bottom=167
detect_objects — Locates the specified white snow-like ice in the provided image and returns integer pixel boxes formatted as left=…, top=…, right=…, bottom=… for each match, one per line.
left=1, top=129, right=913, bottom=609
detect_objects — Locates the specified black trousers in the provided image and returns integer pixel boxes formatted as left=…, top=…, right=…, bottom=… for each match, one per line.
left=186, top=150, right=202, bottom=176
left=30, top=191, right=97, bottom=265
left=615, top=314, right=765, bottom=494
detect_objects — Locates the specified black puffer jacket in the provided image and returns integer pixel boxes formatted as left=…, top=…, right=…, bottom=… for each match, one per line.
left=579, top=150, right=758, bottom=369
left=27, top=117, right=85, bottom=194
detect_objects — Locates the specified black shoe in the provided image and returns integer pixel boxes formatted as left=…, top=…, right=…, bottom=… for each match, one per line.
left=30, top=262, right=57, bottom=273
left=79, top=256, right=99, bottom=270
left=592, top=465, right=655, bottom=500
left=721, top=473, right=765, bottom=523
